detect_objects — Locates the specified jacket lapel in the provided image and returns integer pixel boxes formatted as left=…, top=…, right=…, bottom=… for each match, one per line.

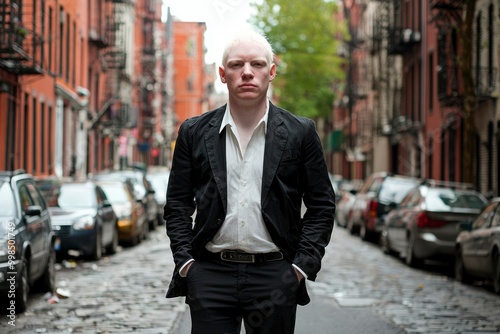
left=205, top=106, right=228, bottom=213
left=262, top=103, right=287, bottom=203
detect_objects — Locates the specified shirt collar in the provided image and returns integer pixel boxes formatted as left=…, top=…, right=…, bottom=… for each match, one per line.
left=219, top=101, right=269, bottom=134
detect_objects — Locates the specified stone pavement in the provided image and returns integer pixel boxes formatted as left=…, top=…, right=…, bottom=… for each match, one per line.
left=4, top=225, right=500, bottom=333
left=4, top=229, right=186, bottom=334
left=313, top=225, right=500, bottom=333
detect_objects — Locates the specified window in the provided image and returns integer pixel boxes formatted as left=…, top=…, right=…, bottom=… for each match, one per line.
left=492, top=204, right=500, bottom=227
left=473, top=203, right=495, bottom=230
left=27, top=182, right=46, bottom=210
left=23, top=93, right=29, bottom=168
left=186, top=37, right=196, bottom=57
left=48, top=105, right=53, bottom=173
left=488, top=5, right=494, bottom=86
left=48, top=7, right=53, bottom=73
left=41, top=102, right=46, bottom=173
left=488, top=122, right=493, bottom=190
left=428, top=136, right=433, bottom=179
left=429, top=52, right=433, bottom=111
left=32, top=96, right=37, bottom=173
left=59, top=7, right=64, bottom=76
left=475, top=12, right=481, bottom=85
left=66, top=14, right=70, bottom=82
left=18, top=184, right=34, bottom=212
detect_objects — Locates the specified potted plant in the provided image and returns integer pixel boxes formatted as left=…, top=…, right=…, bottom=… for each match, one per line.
left=14, top=22, right=27, bottom=44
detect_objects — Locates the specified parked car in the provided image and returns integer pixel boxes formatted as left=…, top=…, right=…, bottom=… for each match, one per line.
left=348, top=172, right=421, bottom=241
left=455, top=197, right=500, bottom=293
left=380, top=180, right=487, bottom=267
left=94, top=170, right=158, bottom=231
left=96, top=180, right=148, bottom=246
left=146, top=168, right=170, bottom=225
left=335, top=179, right=363, bottom=228
left=0, top=170, right=56, bottom=312
left=46, top=180, right=119, bottom=260
left=329, top=173, right=343, bottom=203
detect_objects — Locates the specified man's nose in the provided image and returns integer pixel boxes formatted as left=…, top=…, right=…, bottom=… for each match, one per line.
left=241, top=63, right=254, bottom=78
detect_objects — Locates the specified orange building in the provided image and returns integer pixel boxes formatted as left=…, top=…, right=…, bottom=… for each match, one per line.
left=172, top=21, right=207, bottom=130
left=0, top=0, right=90, bottom=177
left=0, top=0, right=168, bottom=176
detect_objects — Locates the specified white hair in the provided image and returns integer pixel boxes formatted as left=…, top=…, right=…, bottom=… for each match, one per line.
left=221, top=28, right=275, bottom=65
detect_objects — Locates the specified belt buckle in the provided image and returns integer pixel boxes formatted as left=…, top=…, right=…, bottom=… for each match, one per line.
left=221, top=251, right=255, bottom=263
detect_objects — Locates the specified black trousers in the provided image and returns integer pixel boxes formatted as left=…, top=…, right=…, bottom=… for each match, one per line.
left=186, top=257, right=300, bottom=334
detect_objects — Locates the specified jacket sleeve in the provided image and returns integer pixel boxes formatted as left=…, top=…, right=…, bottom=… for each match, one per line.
left=294, top=120, right=336, bottom=281
left=164, top=120, right=197, bottom=270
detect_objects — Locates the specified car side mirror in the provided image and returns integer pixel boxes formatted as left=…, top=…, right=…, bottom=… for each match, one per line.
left=25, top=205, right=42, bottom=217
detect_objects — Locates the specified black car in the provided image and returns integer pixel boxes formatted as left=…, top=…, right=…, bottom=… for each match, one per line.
left=47, top=180, right=119, bottom=260
left=348, top=172, right=421, bottom=241
left=0, top=170, right=56, bottom=312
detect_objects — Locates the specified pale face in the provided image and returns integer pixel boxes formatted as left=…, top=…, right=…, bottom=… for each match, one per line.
left=219, top=40, right=276, bottom=104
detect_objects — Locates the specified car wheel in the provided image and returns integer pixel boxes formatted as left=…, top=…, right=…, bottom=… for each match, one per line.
left=38, top=247, right=56, bottom=293
left=16, top=259, right=29, bottom=313
left=360, top=224, right=371, bottom=241
left=142, top=221, right=149, bottom=240
left=380, top=230, right=392, bottom=255
left=91, top=230, right=102, bottom=261
left=106, top=224, right=119, bottom=255
left=347, top=219, right=356, bottom=235
left=455, top=248, right=472, bottom=284
left=493, top=252, right=500, bottom=294
left=405, top=235, right=422, bottom=268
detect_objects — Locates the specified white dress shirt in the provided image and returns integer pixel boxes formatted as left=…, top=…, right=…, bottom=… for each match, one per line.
left=206, top=103, right=279, bottom=253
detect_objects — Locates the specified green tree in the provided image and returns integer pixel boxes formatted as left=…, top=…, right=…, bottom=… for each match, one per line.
left=250, top=0, right=348, bottom=118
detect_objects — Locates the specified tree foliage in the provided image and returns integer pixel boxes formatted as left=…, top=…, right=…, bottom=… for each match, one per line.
left=250, top=0, right=348, bottom=118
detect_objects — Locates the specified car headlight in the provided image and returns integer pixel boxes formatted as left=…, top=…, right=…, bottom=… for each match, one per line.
left=73, top=216, right=95, bottom=230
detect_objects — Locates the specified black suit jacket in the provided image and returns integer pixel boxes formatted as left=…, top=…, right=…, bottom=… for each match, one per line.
left=164, top=103, right=335, bottom=305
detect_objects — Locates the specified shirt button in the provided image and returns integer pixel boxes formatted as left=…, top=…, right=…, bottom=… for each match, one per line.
left=242, top=180, right=247, bottom=186
left=241, top=221, right=245, bottom=227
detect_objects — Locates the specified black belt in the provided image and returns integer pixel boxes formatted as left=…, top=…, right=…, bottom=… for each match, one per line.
left=204, top=250, right=284, bottom=264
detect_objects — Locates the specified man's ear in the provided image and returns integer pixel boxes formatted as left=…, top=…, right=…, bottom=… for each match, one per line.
left=219, top=66, right=226, bottom=83
left=269, top=63, right=277, bottom=81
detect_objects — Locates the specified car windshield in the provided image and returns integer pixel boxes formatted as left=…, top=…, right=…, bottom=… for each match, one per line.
left=100, top=184, right=128, bottom=204
left=96, top=172, right=146, bottom=198
left=378, top=178, right=419, bottom=204
left=148, top=174, right=169, bottom=201
left=57, top=184, right=96, bottom=209
left=425, top=188, right=487, bottom=211
left=0, top=181, right=16, bottom=217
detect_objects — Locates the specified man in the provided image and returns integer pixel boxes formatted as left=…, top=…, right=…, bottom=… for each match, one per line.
left=164, top=29, right=335, bottom=334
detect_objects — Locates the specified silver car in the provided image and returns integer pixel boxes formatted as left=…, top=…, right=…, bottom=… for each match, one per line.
left=380, top=181, right=487, bottom=267
left=455, top=198, right=500, bottom=294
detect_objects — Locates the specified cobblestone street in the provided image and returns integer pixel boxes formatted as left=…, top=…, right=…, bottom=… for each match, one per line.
left=316, top=226, right=500, bottom=333
left=4, top=230, right=185, bottom=334
left=3, top=226, right=500, bottom=333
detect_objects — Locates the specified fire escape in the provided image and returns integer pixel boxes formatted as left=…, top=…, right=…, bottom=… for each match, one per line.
left=138, top=0, right=158, bottom=154
left=89, top=0, right=132, bottom=135
left=430, top=0, right=465, bottom=107
left=0, top=0, right=44, bottom=75
left=382, top=0, right=422, bottom=136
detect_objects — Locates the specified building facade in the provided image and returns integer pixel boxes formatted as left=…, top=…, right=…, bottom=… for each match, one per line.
left=0, top=0, right=193, bottom=177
